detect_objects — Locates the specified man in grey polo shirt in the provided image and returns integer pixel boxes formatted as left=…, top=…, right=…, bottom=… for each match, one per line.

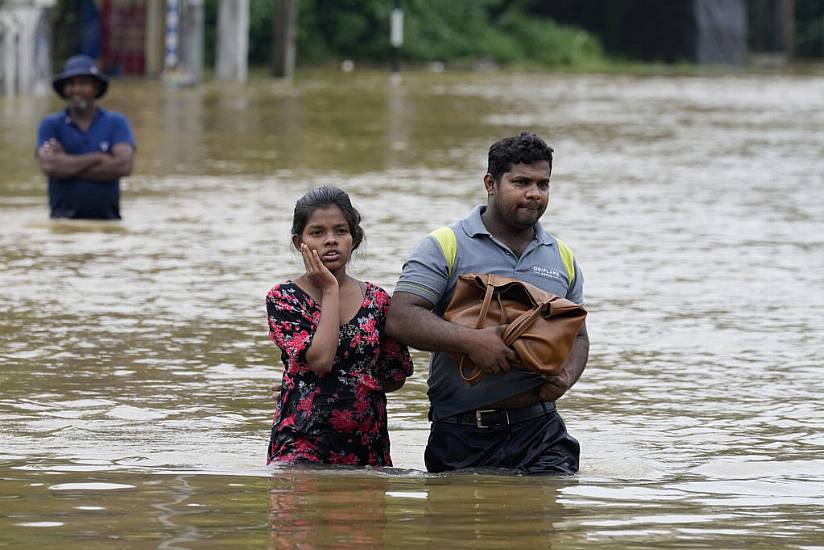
left=386, top=132, right=589, bottom=474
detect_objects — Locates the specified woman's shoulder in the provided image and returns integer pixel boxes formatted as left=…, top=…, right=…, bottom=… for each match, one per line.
left=362, top=282, right=393, bottom=307
left=266, top=280, right=302, bottom=303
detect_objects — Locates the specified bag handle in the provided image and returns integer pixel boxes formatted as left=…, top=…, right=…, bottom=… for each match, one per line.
left=458, top=275, right=495, bottom=382
left=458, top=355, right=483, bottom=382
left=497, top=292, right=507, bottom=324
left=475, top=275, right=495, bottom=328
left=501, top=302, right=550, bottom=346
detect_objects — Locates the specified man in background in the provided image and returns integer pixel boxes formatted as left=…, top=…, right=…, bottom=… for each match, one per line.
left=36, top=54, right=136, bottom=220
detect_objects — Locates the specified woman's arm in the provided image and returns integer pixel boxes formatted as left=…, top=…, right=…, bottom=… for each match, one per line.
left=381, top=378, right=405, bottom=392
left=300, top=244, right=340, bottom=374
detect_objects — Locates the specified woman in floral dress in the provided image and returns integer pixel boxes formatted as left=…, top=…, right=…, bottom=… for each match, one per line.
left=266, top=186, right=413, bottom=466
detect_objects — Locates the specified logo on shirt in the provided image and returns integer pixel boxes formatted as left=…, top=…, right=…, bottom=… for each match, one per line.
left=100, top=141, right=109, bottom=152
left=533, top=266, right=562, bottom=281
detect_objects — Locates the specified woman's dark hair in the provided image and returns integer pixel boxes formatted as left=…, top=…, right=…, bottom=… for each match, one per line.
left=291, top=186, right=365, bottom=250
left=487, top=131, right=554, bottom=182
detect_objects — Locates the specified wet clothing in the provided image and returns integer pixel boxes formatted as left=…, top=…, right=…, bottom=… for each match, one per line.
left=37, top=108, right=136, bottom=219
left=424, top=402, right=580, bottom=475
left=395, top=205, right=585, bottom=420
left=266, top=281, right=413, bottom=467
left=395, top=204, right=585, bottom=474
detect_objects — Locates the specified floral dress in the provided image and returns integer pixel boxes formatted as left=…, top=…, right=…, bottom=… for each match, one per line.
left=266, top=281, right=413, bottom=467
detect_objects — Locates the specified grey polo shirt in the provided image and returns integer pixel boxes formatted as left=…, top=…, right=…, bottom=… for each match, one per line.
left=395, top=205, right=585, bottom=420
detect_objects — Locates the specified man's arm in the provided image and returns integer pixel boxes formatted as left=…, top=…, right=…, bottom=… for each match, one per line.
left=386, top=292, right=518, bottom=374
left=37, top=139, right=103, bottom=179
left=538, top=321, right=589, bottom=402
left=78, top=142, right=134, bottom=180
left=37, top=140, right=133, bottom=181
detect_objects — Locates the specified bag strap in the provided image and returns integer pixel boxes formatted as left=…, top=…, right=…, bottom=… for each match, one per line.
left=458, top=356, right=483, bottom=382
left=501, top=302, right=548, bottom=346
left=475, top=275, right=495, bottom=328
left=457, top=274, right=496, bottom=383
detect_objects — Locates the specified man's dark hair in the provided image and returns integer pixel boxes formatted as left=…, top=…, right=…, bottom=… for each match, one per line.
left=291, top=186, right=365, bottom=250
left=487, top=132, right=554, bottom=182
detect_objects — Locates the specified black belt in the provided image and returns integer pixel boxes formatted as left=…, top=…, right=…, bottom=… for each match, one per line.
left=436, top=402, right=554, bottom=429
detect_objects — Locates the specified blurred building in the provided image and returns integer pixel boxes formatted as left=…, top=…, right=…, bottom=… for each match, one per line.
left=0, top=0, right=55, bottom=95
left=52, top=0, right=204, bottom=79
left=528, top=0, right=816, bottom=66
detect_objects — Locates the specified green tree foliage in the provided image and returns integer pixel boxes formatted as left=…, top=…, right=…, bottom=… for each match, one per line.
left=203, top=0, right=603, bottom=68
left=793, top=0, right=824, bottom=58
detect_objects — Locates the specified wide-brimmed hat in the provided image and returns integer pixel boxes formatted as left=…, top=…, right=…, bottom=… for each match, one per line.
left=52, top=55, right=109, bottom=99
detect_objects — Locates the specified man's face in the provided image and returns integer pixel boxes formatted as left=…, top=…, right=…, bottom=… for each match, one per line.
left=486, top=161, right=551, bottom=229
left=62, top=76, right=99, bottom=111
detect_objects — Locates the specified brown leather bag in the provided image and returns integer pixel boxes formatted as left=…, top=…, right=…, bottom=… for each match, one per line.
left=443, top=273, right=587, bottom=384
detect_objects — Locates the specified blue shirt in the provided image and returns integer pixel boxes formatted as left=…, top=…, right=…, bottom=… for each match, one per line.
left=395, top=205, right=585, bottom=419
left=37, top=108, right=136, bottom=219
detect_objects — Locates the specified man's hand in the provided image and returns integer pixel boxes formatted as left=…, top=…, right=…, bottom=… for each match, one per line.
left=539, top=321, right=589, bottom=402
left=271, top=382, right=282, bottom=402
left=38, top=140, right=133, bottom=180
left=538, top=370, right=572, bottom=402
left=465, top=326, right=519, bottom=375
left=39, top=138, right=65, bottom=156
left=37, top=138, right=103, bottom=179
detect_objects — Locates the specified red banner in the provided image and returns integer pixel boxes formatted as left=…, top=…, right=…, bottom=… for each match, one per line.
left=101, top=0, right=146, bottom=75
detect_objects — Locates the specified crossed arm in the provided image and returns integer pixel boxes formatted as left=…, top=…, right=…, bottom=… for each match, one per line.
left=386, top=291, right=589, bottom=401
left=37, top=139, right=134, bottom=181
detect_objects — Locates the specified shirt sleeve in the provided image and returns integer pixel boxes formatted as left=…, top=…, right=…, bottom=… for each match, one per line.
left=393, top=234, right=450, bottom=307
left=266, top=285, right=315, bottom=369
left=566, top=258, right=585, bottom=305
left=374, top=289, right=413, bottom=383
left=36, top=117, right=57, bottom=152
left=111, top=113, right=137, bottom=151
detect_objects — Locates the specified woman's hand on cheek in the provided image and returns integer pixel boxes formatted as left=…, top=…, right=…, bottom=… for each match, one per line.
left=301, top=244, right=338, bottom=292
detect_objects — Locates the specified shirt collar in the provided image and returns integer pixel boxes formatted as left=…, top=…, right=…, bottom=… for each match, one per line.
left=462, top=204, right=555, bottom=246
left=63, top=107, right=103, bottom=126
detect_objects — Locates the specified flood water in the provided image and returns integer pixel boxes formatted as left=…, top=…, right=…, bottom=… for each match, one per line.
left=1, top=68, right=823, bottom=548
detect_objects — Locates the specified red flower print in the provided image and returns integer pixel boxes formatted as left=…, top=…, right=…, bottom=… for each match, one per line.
left=279, top=414, right=296, bottom=429
left=329, top=409, right=358, bottom=432
left=354, top=382, right=373, bottom=407
left=359, top=317, right=377, bottom=334
left=296, top=388, right=319, bottom=413
left=293, top=437, right=319, bottom=457
left=266, top=281, right=412, bottom=467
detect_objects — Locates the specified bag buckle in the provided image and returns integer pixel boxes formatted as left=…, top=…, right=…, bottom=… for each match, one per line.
left=475, top=409, right=504, bottom=429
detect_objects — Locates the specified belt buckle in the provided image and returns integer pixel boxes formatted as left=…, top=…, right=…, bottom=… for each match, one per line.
left=475, top=409, right=497, bottom=429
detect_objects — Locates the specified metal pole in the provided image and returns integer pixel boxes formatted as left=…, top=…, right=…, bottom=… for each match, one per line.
left=783, top=0, right=794, bottom=60
left=165, top=0, right=179, bottom=71
left=390, top=0, right=403, bottom=76
left=272, top=0, right=297, bottom=78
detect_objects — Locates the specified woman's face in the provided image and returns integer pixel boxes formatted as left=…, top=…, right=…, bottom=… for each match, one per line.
left=293, top=205, right=355, bottom=273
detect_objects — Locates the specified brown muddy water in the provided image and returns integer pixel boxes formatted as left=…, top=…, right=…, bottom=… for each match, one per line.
left=1, top=68, right=823, bottom=548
